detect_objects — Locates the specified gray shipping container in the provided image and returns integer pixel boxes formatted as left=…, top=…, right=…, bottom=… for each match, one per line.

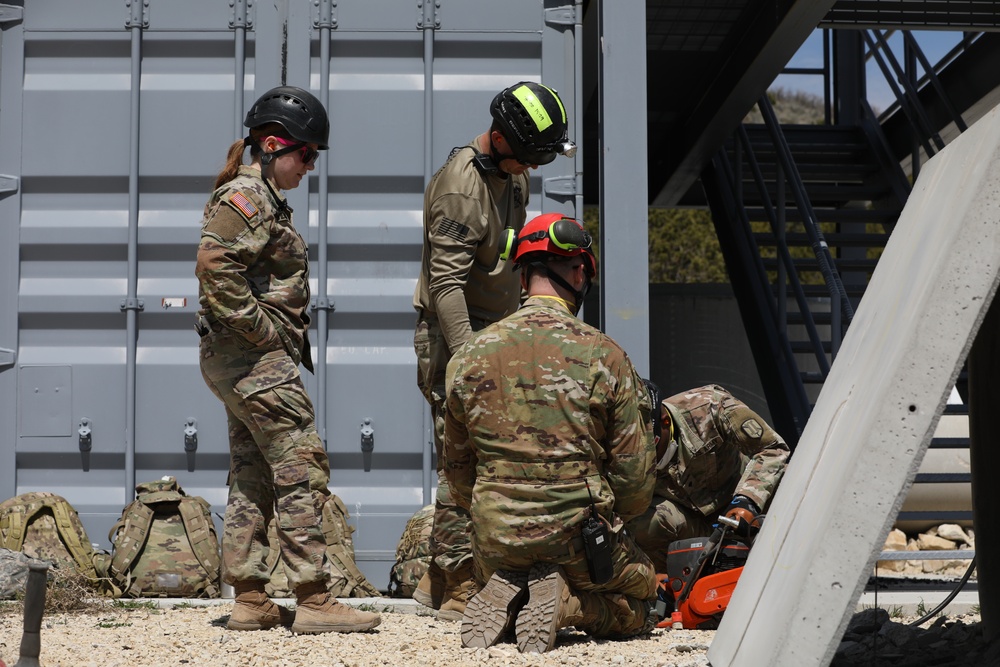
left=0, top=0, right=581, bottom=589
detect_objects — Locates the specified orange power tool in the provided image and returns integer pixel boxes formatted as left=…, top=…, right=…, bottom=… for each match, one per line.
left=653, top=515, right=753, bottom=630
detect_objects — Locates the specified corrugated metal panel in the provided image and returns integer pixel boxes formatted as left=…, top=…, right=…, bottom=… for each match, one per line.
left=1, top=0, right=580, bottom=589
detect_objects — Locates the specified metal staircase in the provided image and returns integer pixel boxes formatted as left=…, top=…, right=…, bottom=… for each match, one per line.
left=701, top=29, right=984, bottom=448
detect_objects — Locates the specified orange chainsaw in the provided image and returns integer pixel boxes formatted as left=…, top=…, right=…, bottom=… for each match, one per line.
left=653, top=514, right=756, bottom=630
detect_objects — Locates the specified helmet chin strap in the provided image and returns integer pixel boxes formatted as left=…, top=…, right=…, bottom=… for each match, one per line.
left=252, top=139, right=292, bottom=214
left=489, top=133, right=518, bottom=177
left=529, top=261, right=590, bottom=315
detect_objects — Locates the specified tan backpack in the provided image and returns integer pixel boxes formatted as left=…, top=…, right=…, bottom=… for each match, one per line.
left=265, top=493, right=380, bottom=598
left=388, top=504, right=434, bottom=598
left=106, top=477, right=221, bottom=598
left=0, top=491, right=98, bottom=581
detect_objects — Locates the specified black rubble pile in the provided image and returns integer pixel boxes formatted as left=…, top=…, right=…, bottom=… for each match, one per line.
left=832, top=608, right=1000, bottom=667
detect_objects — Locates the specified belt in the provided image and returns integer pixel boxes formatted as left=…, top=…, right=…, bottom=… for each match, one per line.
left=556, top=534, right=586, bottom=559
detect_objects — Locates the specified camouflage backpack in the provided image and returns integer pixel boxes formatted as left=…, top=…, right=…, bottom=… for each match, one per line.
left=0, top=491, right=98, bottom=581
left=265, top=494, right=380, bottom=598
left=388, top=504, right=433, bottom=598
left=106, top=477, right=221, bottom=598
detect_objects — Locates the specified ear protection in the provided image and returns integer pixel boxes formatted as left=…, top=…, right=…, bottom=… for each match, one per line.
left=498, top=216, right=592, bottom=262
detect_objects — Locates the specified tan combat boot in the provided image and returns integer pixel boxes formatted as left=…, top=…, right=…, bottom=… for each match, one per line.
left=291, top=581, right=381, bottom=634
left=515, top=563, right=588, bottom=653
left=437, top=563, right=480, bottom=622
left=412, top=560, right=445, bottom=610
left=227, top=580, right=294, bottom=631
left=461, top=569, right=529, bottom=648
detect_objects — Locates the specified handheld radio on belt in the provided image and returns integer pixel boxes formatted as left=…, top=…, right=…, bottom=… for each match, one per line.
left=582, top=480, right=613, bottom=585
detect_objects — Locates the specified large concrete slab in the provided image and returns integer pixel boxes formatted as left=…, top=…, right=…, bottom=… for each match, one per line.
left=708, top=104, right=1000, bottom=666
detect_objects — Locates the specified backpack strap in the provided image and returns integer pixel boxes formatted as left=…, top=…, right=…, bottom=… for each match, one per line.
left=321, top=497, right=380, bottom=597
left=49, top=499, right=98, bottom=578
left=176, top=497, right=221, bottom=598
left=0, top=501, right=29, bottom=552
left=108, top=500, right=155, bottom=593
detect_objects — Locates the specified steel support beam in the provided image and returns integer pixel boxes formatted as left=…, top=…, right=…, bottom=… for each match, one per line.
left=597, top=0, right=648, bottom=375
left=651, top=1, right=835, bottom=207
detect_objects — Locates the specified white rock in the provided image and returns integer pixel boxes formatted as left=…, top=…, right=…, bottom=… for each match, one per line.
left=917, top=533, right=957, bottom=550
left=883, top=528, right=907, bottom=550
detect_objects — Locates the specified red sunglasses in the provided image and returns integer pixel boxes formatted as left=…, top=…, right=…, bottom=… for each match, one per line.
left=271, top=136, right=319, bottom=166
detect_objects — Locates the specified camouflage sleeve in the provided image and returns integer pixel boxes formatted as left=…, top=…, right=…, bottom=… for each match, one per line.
left=592, top=337, right=656, bottom=522
left=195, top=194, right=280, bottom=350
left=426, top=193, right=488, bottom=354
left=442, top=351, right=476, bottom=511
left=719, top=396, right=790, bottom=511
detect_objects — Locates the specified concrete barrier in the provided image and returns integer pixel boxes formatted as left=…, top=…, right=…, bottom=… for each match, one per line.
left=709, top=102, right=1000, bottom=666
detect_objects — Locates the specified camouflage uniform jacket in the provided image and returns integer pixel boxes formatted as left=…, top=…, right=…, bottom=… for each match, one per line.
left=654, top=384, right=790, bottom=517
left=443, top=296, right=656, bottom=560
left=195, top=166, right=312, bottom=372
left=412, top=141, right=530, bottom=354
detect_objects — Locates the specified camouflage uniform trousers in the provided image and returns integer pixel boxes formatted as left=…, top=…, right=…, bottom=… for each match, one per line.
left=477, top=528, right=658, bottom=638
left=200, top=325, right=331, bottom=590
left=626, top=498, right=716, bottom=573
left=414, top=313, right=473, bottom=572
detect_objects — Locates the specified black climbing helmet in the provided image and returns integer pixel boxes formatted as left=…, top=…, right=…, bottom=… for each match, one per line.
left=489, top=81, right=574, bottom=165
left=244, top=86, right=330, bottom=150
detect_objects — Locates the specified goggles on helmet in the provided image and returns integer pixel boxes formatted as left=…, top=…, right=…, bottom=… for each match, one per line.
left=519, top=217, right=592, bottom=252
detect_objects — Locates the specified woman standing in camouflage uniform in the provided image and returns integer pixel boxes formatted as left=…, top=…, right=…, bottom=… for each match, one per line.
left=195, top=86, right=379, bottom=635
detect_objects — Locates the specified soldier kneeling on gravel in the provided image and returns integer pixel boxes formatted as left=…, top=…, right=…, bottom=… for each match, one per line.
left=626, top=384, right=791, bottom=572
left=442, top=214, right=658, bottom=654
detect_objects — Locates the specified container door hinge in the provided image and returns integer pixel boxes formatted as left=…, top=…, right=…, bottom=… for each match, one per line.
left=544, top=175, right=577, bottom=197
left=230, top=0, right=254, bottom=30
left=417, top=0, right=440, bottom=29
left=314, top=0, right=337, bottom=29
left=0, top=4, right=23, bottom=26
left=545, top=5, right=577, bottom=26
left=124, top=0, right=149, bottom=29
left=0, top=175, right=20, bottom=199
left=0, top=347, right=14, bottom=369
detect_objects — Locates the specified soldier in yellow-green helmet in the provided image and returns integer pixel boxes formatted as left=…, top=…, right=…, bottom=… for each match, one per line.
left=411, top=82, right=577, bottom=620
left=196, top=85, right=379, bottom=635
left=627, top=384, right=791, bottom=572
left=444, top=213, right=658, bottom=654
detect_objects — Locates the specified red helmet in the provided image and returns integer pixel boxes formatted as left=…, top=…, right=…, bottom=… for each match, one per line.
left=510, top=212, right=595, bottom=277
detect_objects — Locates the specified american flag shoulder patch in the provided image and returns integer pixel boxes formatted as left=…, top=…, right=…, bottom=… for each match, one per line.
left=439, top=217, right=470, bottom=242
left=228, top=191, right=259, bottom=220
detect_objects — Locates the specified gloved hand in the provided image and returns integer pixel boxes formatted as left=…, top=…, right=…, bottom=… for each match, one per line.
left=724, top=495, right=762, bottom=540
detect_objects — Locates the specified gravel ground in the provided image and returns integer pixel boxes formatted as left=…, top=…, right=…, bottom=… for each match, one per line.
left=0, top=599, right=715, bottom=667
left=0, top=598, right=991, bottom=666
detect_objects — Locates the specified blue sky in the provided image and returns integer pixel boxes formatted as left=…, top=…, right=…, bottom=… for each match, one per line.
left=773, top=29, right=966, bottom=114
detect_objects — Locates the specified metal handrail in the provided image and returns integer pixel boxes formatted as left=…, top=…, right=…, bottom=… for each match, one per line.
left=757, top=95, right=855, bottom=335
left=901, top=32, right=968, bottom=133
left=735, top=125, right=831, bottom=378
left=863, top=30, right=942, bottom=157
left=878, top=550, right=974, bottom=561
